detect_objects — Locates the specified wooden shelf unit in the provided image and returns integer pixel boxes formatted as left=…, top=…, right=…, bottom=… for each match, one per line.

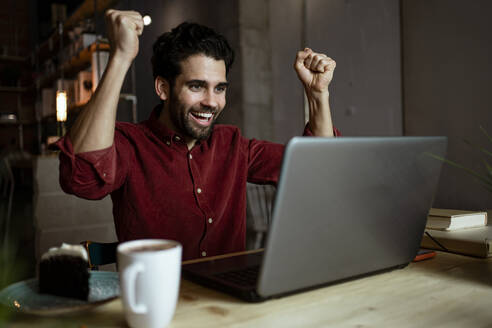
left=36, top=42, right=110, bottom=90
left=30, top=0, right=137, bottom=154
left=34, top=0, right=117, bottom=65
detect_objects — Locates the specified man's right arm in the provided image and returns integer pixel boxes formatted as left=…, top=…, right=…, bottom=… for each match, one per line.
left=70, top=10, right=143, bottom=154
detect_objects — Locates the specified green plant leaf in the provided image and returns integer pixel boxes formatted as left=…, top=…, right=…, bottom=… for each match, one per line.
left=484, top=160, right=492, bottom=178
left=425, top=152, right=492, bottom=193
left=463, top=139, right=492, bottom=158
left=480, top=125, right=492, bottom=144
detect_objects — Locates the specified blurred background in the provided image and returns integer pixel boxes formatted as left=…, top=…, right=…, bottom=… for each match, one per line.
left=0, top=0, right=491, bottom=283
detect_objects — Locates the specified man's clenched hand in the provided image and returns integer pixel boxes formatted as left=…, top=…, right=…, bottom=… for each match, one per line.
left=294, top=48, right=336, bottom=95
left=105, top=10, right=144, bottom=63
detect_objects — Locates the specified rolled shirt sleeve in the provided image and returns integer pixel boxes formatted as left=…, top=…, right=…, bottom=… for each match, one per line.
left=247, top=138, right=284, bottom=185
left=55, top=132, right=131, bottom=200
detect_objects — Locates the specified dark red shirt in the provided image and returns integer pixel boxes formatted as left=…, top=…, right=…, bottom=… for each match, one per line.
left=57, top=107, right=341, bottom=260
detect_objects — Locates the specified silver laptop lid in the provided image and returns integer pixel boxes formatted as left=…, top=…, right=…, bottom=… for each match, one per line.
left=257, top=136, right=447, bottom=297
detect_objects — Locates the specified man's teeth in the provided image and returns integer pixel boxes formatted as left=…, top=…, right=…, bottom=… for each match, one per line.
left=193, top=112, right=213, bottom=119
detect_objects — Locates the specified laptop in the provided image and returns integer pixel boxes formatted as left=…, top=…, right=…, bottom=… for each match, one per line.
left=182, top=136, right=447, bottom=302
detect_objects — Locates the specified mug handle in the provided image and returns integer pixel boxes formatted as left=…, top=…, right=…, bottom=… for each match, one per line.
left=122, top=262, right=147, bottom=314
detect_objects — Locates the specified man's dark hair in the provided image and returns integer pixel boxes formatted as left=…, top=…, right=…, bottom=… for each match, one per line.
left=151, top=22, right=234, bottom=84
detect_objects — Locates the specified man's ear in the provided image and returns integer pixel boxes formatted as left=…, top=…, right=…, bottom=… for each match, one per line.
left=155, top=76, right=170, bottom=101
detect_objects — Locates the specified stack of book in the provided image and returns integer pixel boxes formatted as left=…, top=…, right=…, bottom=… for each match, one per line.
left=421, top=208, right=490, bottom=257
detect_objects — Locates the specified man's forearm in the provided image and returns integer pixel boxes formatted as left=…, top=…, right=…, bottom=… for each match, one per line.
left=70, top=9, right=143, bottom=154
left=306, top=90, right=334, bottom=137
left=70, top=54, right=132, bottom=154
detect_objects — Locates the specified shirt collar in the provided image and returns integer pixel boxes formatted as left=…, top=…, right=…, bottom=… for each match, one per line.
left=145, top=105, right=181, bottom=142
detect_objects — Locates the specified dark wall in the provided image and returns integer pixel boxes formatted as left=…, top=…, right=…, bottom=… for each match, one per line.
left=269, top=0, right=305, bottom=144
left=305, top=0, right=403, bottom=137
left=402, top=0, right=492, bottom=210
left=262, top=0, right=403, bottom=143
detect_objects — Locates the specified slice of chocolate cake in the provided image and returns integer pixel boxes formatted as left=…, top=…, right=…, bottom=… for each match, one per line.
left=39, top=243, right=90, bottom=300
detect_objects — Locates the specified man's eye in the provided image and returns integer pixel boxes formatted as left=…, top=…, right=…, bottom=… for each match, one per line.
left=215, top=86, right=226, bottom=93
left=189, top=84, right=202, bottom=91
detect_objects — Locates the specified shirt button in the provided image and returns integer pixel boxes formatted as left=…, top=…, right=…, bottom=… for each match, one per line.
left=189, top=154, right=193, bottom=159
left=166, top=141, right=171, bottom=146
left=197, top=188, right=202, bottom=194
left=103, top=172, right=107, bottom=177
left=201, top=251, right=207, bottom=257
left=174, top=135, right=181, bottom=141
left=208, top=218, right=213, bottom=224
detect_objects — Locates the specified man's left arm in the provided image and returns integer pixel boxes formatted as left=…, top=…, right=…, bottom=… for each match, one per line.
left=247, top=48, right=338, bottom=185
left=294, top=48, right=337, bottom=137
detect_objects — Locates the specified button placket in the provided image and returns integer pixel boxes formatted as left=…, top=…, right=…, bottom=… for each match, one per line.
left=187, top=149, right=214, bottom=259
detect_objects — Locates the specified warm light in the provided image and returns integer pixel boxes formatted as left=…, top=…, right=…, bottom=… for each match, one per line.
left=143, top=15, right=152, bottom=26
left=56, top=90, right=67, bottom=122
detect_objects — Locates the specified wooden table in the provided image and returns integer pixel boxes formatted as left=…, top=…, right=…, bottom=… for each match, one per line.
left=6, top=251, right=492, bottom=327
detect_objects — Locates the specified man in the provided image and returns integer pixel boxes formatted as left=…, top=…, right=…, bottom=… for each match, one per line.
left=57, top=10, right=340, bottom=260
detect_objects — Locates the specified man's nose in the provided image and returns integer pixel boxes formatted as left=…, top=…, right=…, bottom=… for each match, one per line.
left=201, top=89, right=219, bottom=109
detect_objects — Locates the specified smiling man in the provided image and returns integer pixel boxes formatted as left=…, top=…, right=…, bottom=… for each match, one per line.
left=56, top=10, right=340, bottom=260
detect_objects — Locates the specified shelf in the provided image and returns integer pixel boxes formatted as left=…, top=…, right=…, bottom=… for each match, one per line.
left=0, top=55, right=29, bottom=62
left=65, top=0, right=119, bottom=30
left=62, top=42, right=110, bottom=76
left=36, top=42, right=110, bottom=89
left=34, top=0, right=116, bottom=67
left=0, top=86, right=29, bottom=93
left=0, top=120, right=37, bottom=125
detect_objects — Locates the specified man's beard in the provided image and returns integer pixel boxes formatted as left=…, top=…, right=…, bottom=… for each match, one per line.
left=168, top=94, right=219, bottom=141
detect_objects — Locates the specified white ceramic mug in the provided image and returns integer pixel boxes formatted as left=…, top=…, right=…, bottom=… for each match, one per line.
left=117, top=239, right=182, bottom=328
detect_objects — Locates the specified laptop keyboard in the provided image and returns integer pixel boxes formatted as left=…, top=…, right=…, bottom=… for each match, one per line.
left=214, top=265, right=260, bottom=287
